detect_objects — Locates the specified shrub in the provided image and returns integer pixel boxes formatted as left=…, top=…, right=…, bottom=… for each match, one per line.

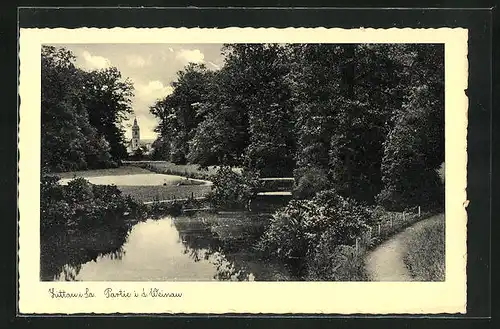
left=40, top=175, right=146, bottom=235
left=40, top=175, right=71, bottom=234
left=306, top=242, right=368, bottom=281
left=256, top=189, right=372, bottom=277
left=207, top=166, right=262, bottom=210
left=147, top=201, right=183, bottom=218
left=293, top=166, right=330, bottom=199
left=170, top=148, right=187, bottom=165
left=371, top=205, right=386, bottom=221
left=377, top=169, right=444, bottom=212
left=40, top=174, right=147, bottom=280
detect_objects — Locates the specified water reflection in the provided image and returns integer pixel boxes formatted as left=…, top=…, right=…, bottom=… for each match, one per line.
left=40, top=225, right=128, bottom=281
left=41, top=212, right=292, bottom=281
left=175, top=212, right=294, bottom=281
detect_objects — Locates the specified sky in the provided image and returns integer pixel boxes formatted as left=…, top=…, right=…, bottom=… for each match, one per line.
left=53, top=43, right=225, bottom=140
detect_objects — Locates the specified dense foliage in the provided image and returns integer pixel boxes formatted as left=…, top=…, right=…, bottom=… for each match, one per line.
left=150, top=43, right=444, bottom=209
left=40, top=175, right=146, bottom=235
left=39, top=43, right=445, bottom=282
left=149, top=63, right=215, bottom=165
left=41, top=46, right=134, bottom=172
left=256, top=190, right=373, bottom=277
left=306, top=244, right=368, bottom=281
left=207, top=167, right=262, bottom=210
left=40, top=175, right=147, bottom=280
left=378, top=45, right=445, bottom=210
left=293, top=166, right=330, bottom=199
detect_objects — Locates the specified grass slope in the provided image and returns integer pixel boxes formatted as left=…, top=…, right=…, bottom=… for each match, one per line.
left=118, top=185, right=213, bottom=203
left=402, top=214, right=445, bottom=281
left=125, top=161, right=241, bottom=180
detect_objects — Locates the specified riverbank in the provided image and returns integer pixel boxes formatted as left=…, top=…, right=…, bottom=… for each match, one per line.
left=43, top=212, right=292, bottom=282
left=118, top=185, right=212, bottom=203
left=49, top=165, right=446, bottom=283
left=40, top=174, right=148, bottom=280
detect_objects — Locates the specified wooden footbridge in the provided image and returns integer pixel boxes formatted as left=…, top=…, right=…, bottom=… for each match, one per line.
left=143, top=177, right=295, bottom=212
left=256, top=177, right=294, bottom=195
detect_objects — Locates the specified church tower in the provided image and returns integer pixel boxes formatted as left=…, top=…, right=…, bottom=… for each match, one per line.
left=131, top=117, right=140, bottom=151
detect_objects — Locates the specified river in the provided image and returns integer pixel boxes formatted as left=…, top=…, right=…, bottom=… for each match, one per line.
left=41, top=211, right=293, bottom=282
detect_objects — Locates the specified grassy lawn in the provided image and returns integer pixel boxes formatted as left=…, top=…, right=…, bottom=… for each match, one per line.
left=60, top=173, right=209, bottom=187
left=54, top=164, right=213, bottom=203
left=403, top=214, right=445, bottom=281
left=55, top=166, right=152, bottom=179
left=118, top=185, right=213, bottom=203
left=124, top=161, right=241, bottom=180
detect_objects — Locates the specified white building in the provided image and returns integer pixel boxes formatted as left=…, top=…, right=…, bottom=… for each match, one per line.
left=127, top=118, right=153, bottom=155
left=131, top=117, right=140, bottom=151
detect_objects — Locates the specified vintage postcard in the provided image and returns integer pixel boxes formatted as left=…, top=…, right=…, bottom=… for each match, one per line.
left=18, top=27, right=468, bottom=314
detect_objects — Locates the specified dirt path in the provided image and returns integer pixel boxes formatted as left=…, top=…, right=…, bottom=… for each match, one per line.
left=365, top=214, right=444, bottom=281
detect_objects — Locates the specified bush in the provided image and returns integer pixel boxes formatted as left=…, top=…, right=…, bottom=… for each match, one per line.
left=170, top=149, right=187, bottom=165
left=306, top=242, right=368, bottom=281
left=377, top=169, right=444, bottom=212
left=40, top=175, right=146, bottom=235
left=256, top=189, right=372, bottom=277
left=147, top=201, right=183, bottom=218
left=293, top=166, right=330, bottom=199
left=207, top=167, right=262, bottom=210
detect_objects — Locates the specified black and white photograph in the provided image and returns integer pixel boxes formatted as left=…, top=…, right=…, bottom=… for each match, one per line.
left=18, top=27, right=468, bottom=314
left=39, top=41, right=446, bottom=282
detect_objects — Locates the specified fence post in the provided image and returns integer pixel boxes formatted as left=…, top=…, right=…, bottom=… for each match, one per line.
left=390, top=216, right=393, bottom=228
left=378, top=223, right=381, bottom=235
left=418, top=206, right=421, bottom=217
left=403, top=211, right=406, bottom=222
left=355, top=238, right=359, bottom=253
left=191, top=191, right=194, bottom=199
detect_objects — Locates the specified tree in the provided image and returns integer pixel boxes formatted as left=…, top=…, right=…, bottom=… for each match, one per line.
left=288, top=44, right=343, bottom=174
left=326, top=44, right=412, bottom=204
left=188, top=103, right=244, bottom=167
left=41, top=45, right=136, bottom=171
left=41, top=46, right=115, bottom=172
left=186, top=62, right=250, bottom=167
left=150, top=63, right=214, bottom=164
left=189, top=44, right=296, bottom=175
left=130, top=146, right=149, bottom=161
left=150, top=136, right=171, bottom=160
left=149, top=43, right=445, bottom=210
left=220, top=44, right=296, bottom=176
left=81, top=67, right=135, bottom=161
left=378, top=44, right=445, bottom=210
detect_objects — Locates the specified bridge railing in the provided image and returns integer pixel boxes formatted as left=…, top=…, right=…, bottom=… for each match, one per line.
left=257, top=177, right=295, bottom=193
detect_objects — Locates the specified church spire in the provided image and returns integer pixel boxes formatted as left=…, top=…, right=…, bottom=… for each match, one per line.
left=131, top=116, right=140, bottom=152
